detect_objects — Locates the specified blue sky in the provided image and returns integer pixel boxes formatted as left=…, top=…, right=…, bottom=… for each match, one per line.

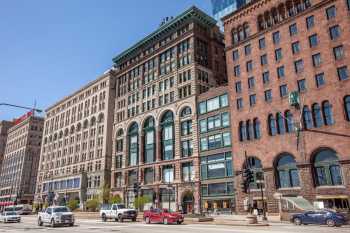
left=0, top=0, right=212, bottom=120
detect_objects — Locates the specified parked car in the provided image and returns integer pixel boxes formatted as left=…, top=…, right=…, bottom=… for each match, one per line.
left=37, top=206, right=74, bottom=227
left=291, top=210, right=347, bottom=227
left=4, top=204, right=32, bottom=215
left=100, top=204, right=137, bottom=222
left=143, top=208, right=184, bottom=225
left=0, top=211, right=21, bottom=223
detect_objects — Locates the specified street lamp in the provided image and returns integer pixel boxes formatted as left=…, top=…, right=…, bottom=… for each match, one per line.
left=0, top=103, right=42, bottom=114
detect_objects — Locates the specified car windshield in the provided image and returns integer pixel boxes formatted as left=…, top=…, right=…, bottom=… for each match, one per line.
left=117, top=204, right=125, bottom=209
left=5, top=212, right=16, bottom=216
left=53, top=207, right=70, bottom=213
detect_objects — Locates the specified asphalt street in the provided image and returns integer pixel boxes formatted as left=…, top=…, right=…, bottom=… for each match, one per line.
left=0, top=215, right=349, bottom=233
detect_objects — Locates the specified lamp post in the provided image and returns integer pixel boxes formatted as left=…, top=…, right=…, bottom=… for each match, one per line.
left=256, top=171, right=267, bottom=221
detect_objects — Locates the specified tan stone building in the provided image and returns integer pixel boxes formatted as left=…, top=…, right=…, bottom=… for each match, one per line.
left=0, top=121, right=13, bottom=170
left=0, top=114, right=43, bottom=204
left=110, top=6, right=227, bottom=213
left=35, top=72, right=115, bottom=207
left=223, top=0, right=350, bottom=214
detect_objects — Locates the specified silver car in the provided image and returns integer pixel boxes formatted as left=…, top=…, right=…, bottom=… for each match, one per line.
left=0, top=212, right=21, bottom=223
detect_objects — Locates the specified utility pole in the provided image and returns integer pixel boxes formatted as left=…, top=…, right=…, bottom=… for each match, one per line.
left=0, top=103, right=42, bottom=114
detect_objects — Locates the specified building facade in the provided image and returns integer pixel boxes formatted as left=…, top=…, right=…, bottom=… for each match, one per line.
left=0, top=114, right=43, bottom=204
left=223, top=0, right=350, bottom=214
left=0, top=121, right=13, bottom=170
left=110, top=6, right=226, bottom=214
left=197, top=86, right=234, bottom=214
left=34, top=72, right=116, bottom=207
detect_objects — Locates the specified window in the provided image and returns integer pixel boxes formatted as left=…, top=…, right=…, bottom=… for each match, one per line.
left=200, top=152, right=232, bottom=180
left=297, top=79, right=307, bottom=92
left=326, top=6, right=336, bottom=20
left=163, top=165, right=174, bottom=183
left=181, top=140, right=193, bottom=157
left=237, top=98, right=243, bottom=110
left=285, top=111, right=294, bottom=133
left=337, top=66, right=349, bottom=81
left=276, top=154, right=300, bottom=188
left=329, top=25, right=340, bottom=40
left=249, top=94, right=256, bottom=106
left=128, top=122, right=139, bottom=166
left=312, top=103, right=323, bottom=128
left=275, top=48, right=282, bottom=61
left=180, top=106, right=192, bottom=117
left=235, top=81, right=242, bottom=93
left=246, top=60, right=253, bottom=72
left=265, top=89, right=272, bottom=102
left=322, top=101, right=334, bottom=125
left=244, top=44, right=251, bottom=55
left=259, top=38, right=266, bottom=49
left=279, top=84, right=288, bottom=97
left=333, top=45, right=344, bottom=60
left=272, top=31, right=280, bottom=44
left=260, top=54, right=268, bottom=66
left=144, top=168, right=154, bottom=184
left=315, top=73, right=325, bottom=87
left=198, top=94, right=228, bottom=114
left=306, top=15, right=314, bottom=29
left=344, top=96, right=350, bottom=121
left=234, top=65, right=241, bottom=77
left=161, top=111, right=174, bottom=160
left=303, top=106, right=313, bottom=129
left=348, top=0, right=350, bottom=10
left=294, top=59, right=304, bottom=73
left=313, top=149, right=342, bottom=186
left=262, top=71, right=269, bottom=84
left=201, top=182, right=233, bottom=197
left=200, top=132, right=231, bottom=151
left=289, top=23, right=298, bottom=36
left=248, top=77, right=255, bottom=89
left=143, top=117, right=155, bottom=163
left=268, top=114, right=277, bottom=136
left=276, top=112, right=285, bottom=134
left=233, top=50, right=239, bottom=61
left=239, top=121, right=247, bottom=141
left=253, top=118, right=261, bottom=139
left=309, top=34, right=318, bottom=47
left=182, top=162, right=194, bottom=182
left=312, top=53, right=322, bottom=67
left=277, top=66, right=285, bottom=78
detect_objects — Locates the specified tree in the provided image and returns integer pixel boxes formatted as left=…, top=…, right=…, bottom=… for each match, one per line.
left=99, top=183, right=111, bottom=204
left=67, top=199, right=79, bottom=211
left=86, top=198, right=99, bottom=212
left=109, top=194, right=122, bottom=204
left=134, top=196, right=150, bottom=211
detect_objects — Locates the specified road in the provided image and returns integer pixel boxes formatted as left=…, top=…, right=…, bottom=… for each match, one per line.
left=0, top=215, right=349, bottom=233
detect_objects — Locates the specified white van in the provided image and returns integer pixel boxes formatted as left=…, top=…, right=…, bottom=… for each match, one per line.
left=4, top=204, right=32, bottom=215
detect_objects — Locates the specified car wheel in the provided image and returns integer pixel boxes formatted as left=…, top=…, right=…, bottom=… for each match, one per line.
left=118, top=214, right=123, bottom=222
left=69, top=223, right=74, bottom=227
left=326, top=219, right=336, bottom=227
left=145, top=217, right=150, bottom=224
left=114, top=218, right=118, bottom=222
left=177, top=220, right=182, bottom=225
left=132, top=218, right=136, bottom=222
left=38, top=218, right=43, bottom=226
left=163, top=218, right=168, bottom=225
left=51, top=219, right=56, bottom=228
left=293, top=217, right=302, bottom=225
left=102, top=214, right=107, bottom=222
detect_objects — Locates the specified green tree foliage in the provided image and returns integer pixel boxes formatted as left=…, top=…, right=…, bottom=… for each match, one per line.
left=67, top=199, right=79, bottom=211
left=109, top=194, right=122, bottom=204
left=86, top=198, right=100, bottom=212
left=134, top=196, right=150, bottom=211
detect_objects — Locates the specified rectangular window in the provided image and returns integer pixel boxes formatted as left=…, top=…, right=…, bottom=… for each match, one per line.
left=277, top=66, right=285, bottom=78
left=333, top=45, right=344, bottom=60
left=260, top=54, right=268, bottom=66
left=292, top=41, right=300, bottom=54
left=279, top=84, right=288, bottom=97
left=244, top=44, right=251, bottom=55
left=312, top=53, right=322, bottom=67
left=264, top=89, right=272, bottom=102
left=326, top=5, right=336, bottom=20
left=198, top=102, right=206, bottom=114
left=249, top=94, right=256, bottom=106
left=181, top=140, right=193, bottom=157
left=207, top=97, right=220, bottom=112
left=246, top=60, right=253, bottom=72
left=294, top=59, right=304, bottom=73
left=272, top=31, right=280, bottom=44
left=181, top=120, right=192, bottom=136
left=289, top=23, right=298, bottom=36
left=163, top=165, right=174, bottom=183
left=233, top=49, right=239, bottom=61
left=309, top=34, right=318, bottom=47
left=262, top=71, right=269, bottom=84
left=200, top=152, right=232, bottom=180
left=235, top=81, right=242, bottom=93
left=234, top=65, right=240, bottom=77
left=199, top=119, right=207, bottom=133
left=337, top=66, right=349, bottom=81
left=348, top=0, right=350, bottom=10
left=306, top=15, right=314, bottom=29
left=275, top=48, right=282, bottom=61
left=329, top=25, right=341, bottom=40
left=236, top=98, right=243, bottom=110
left=297, top=79, right=307, bottom=92
left=315, top=73, right=325, bottom=87
left=259, top=37, right=266, bottom=49
left=248, top=77, right=255, bottom=89
left=182, top=162, right=194, bottom=182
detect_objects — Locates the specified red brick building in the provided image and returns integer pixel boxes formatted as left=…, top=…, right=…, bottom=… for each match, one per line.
left=223, top=0, right=350, bottom=214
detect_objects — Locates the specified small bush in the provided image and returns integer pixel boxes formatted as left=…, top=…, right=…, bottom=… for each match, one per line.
left=67, top=199, right=79, bottom=211
left=109, top=194, right=122, bottom=204
left=86, top=198, right=100, bottom=212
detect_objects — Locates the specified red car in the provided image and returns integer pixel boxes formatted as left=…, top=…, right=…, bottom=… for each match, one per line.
left=143, top=208, right=184, bottom=225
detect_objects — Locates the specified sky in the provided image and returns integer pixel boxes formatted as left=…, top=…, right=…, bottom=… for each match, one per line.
left=0, top=0, right=212, bottom=121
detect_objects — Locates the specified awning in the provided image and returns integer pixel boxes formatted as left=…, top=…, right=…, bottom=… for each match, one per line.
left=316, top=195, right=349, bottom=199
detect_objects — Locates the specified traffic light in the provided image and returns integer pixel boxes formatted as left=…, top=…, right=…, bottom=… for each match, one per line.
left=243, top=168, right=254, bottom=184
left=240, top=181, right=248, bottom=194
left=288, top=91, right=300, bottom=108
left=133, top=183, right=139, bottom=196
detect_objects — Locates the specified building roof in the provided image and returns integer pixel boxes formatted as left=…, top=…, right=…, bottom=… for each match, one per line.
left=112, top=6, right=217, bottom=66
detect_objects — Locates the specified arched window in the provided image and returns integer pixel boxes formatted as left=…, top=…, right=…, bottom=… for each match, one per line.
left=76, top=123, right=81, bottom=132
left=276, top=153, right=300, bottom=188
left=70, top=125, right=75, bottom=134
left=239, top=121, right=247, bottom=141
left=312, top=103, right=323, bottom=128
left=232, top=29, right=239, bottom=45
left=313, top=149, right=342, bottom=186
left=128, top=122, right=139, bottom=166
left=243, top=23, right=250, bottom=38
left=268, top=114, right=277, bottom=136
left=117, top=129, right=124, bottom=137
left=244, top=157, right=263, bottom=189
left=143, top=117, right=155, bottom=163
left=322, top=101, right=334, bottom=125
left=90, top=117, right=96, bottom=126
left=302, top=106, right=313, bottom=129
left=98, top=113, right=104, bottom=123
left=276, top=112, right=285, bottom=134
left=345, top=96, right=350, bottom=121
left=161, top=111, right=174, bottom=160
left=246, top=120, right=254, bottom=140
left=285, top=111, right=294, bottom=133
left=180, top=107, right=192, bottom=117
left=238, top=26, right=244, bottom=41
left=83, top=120, right=89, bottom=129
left=253, top=118, right=261, bottom=139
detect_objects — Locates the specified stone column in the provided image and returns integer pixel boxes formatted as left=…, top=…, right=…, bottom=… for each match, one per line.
left=156, top=127, right=162, bottom=161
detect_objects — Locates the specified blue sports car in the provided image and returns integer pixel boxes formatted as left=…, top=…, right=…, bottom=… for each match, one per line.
left=291, top=210, right=347, bottom=227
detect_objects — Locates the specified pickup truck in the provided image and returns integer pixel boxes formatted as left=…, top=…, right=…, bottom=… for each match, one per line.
left=37, top=206, right=74, bottom=227
left=100, top=204, right=137, bottom=222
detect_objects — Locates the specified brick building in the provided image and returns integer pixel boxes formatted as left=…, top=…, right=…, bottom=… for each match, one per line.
left=0, top=114, right=43, bottom=204
left=110, top=6, right=226, bottom=214
left=223, top=0, right=350, bottom=214
left=0, top=121, right=13, bottom=170
left=34, top=73, right=115, bottom=208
